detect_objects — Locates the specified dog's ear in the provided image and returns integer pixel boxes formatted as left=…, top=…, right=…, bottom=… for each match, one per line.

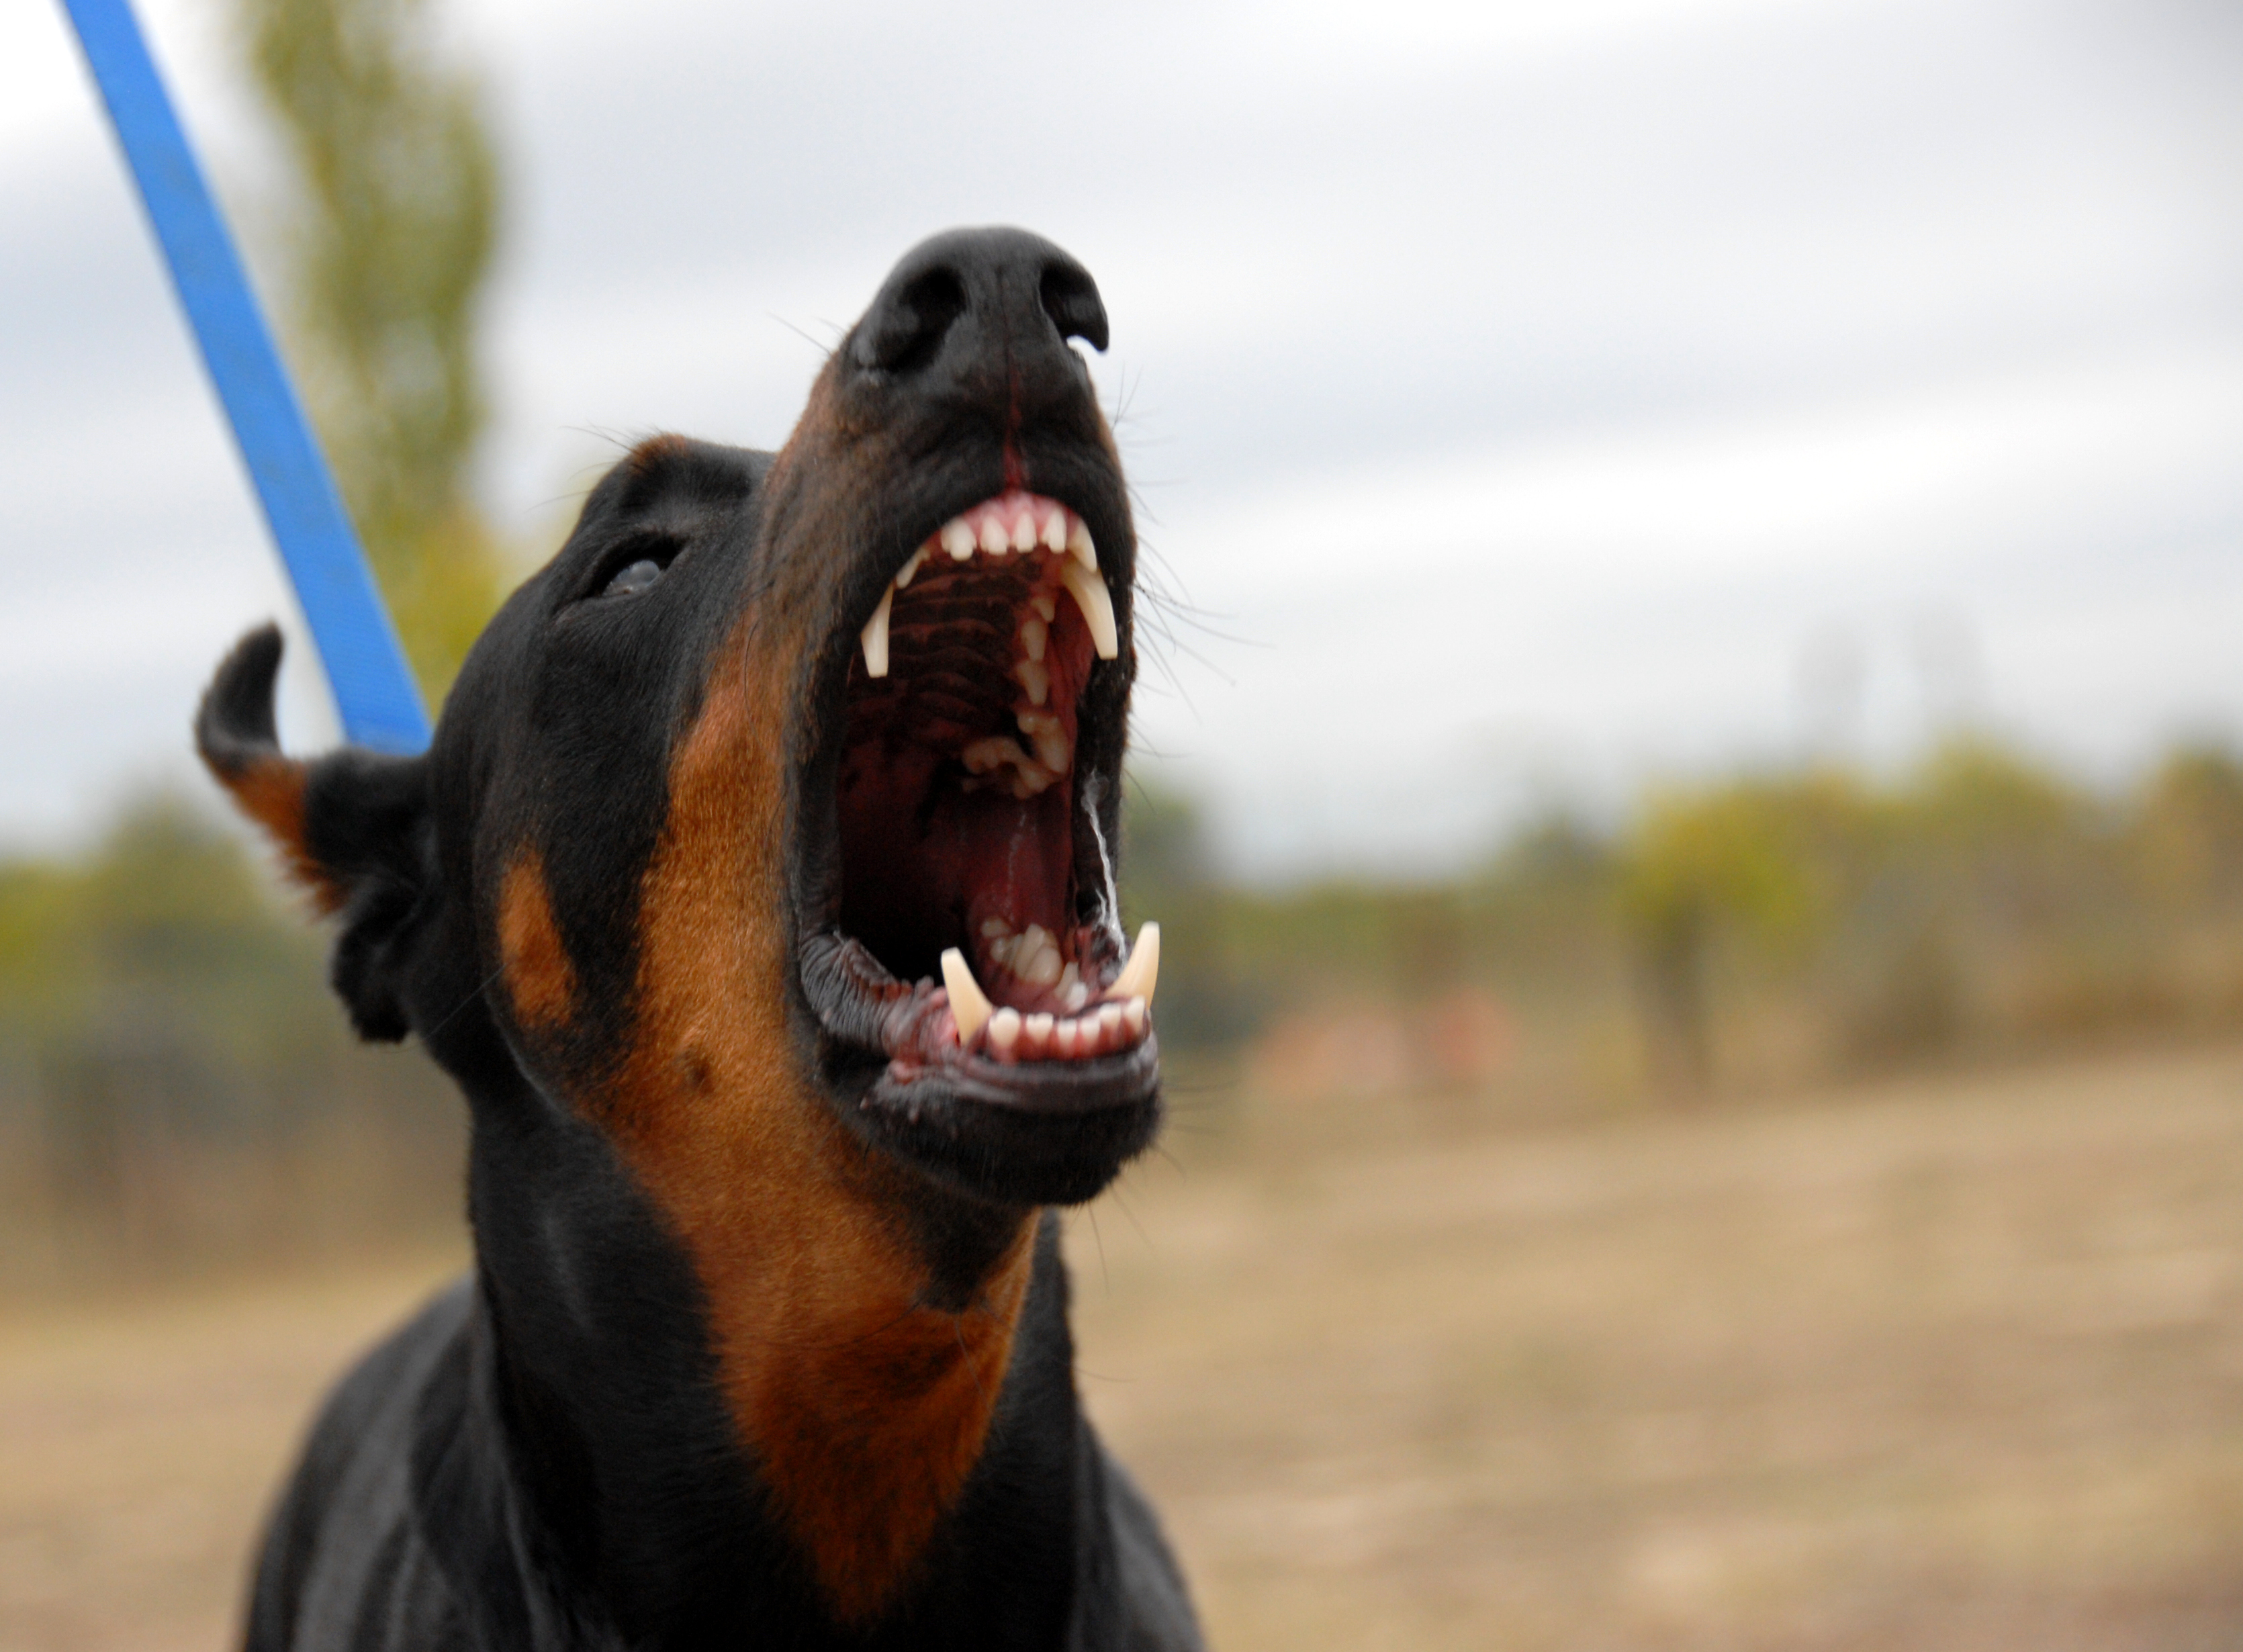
left=196, top=625, right=437, bottom=1042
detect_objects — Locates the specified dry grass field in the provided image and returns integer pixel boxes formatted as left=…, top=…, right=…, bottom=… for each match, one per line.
left=6, top=1044, right=2243, bottom=1649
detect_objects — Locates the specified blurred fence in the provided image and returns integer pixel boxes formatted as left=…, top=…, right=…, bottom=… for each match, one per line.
left=3, top=735, right=2241, bottom=1291
left=0, top=798, right=461, bottom=1295
left=1134, top=738, right=2243, bottom=1118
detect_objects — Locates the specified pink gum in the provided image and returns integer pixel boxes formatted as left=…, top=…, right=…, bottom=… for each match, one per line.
left=952, top=490, right=1077, bottom=547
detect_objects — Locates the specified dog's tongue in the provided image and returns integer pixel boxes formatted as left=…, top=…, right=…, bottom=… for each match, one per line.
left=836, top=751, right=1072, bottom=976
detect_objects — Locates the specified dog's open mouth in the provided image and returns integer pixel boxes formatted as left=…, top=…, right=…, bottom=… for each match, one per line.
left=796, top=489, right=1158, bottom=1128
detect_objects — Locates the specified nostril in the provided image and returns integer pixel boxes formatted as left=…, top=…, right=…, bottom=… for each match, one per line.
left=1039, top=265, right=1109, bottom=353
left=855, top=266, right=968, bottom=375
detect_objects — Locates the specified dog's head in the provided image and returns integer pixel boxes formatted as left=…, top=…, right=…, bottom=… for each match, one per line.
left=200, top=230, right=1165, bottom=1619
left=199, top=226, right=1160, bottom=1214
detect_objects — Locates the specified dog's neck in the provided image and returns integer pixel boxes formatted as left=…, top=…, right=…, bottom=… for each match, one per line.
left=412, top=1001, right=1089, bottom=1647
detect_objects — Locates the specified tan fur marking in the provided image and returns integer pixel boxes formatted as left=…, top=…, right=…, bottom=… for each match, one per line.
left=599, top=625, right=1034, bottom=1624
left=627, top=431, right=692, bottom=476
left=499, top=852, right=576, bottom=1030
left=220, top=757, right=345, bottom=913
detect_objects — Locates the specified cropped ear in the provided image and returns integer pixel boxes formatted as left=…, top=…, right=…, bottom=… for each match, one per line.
left=196, top=626, right=437, bottom=1042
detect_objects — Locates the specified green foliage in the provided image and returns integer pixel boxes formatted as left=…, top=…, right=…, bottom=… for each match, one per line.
left=1117, top=736, right=2243, bottom=1102
left=0, top=796, right=461, bottom=1289
left=0, top=798, right=330, bottom=1125
left=234, top=0, right=506, bottom=702
left=2132, top=745, right=2243, bottom=911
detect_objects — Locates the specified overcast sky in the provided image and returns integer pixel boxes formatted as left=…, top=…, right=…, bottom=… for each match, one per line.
left=4, top=0, right=2238, bottom=878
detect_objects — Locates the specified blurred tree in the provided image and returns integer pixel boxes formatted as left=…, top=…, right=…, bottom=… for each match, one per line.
left=1120, top=779, right=1256, bottom=1049
left=234, top=0, right=505, bottom=702
left=1614, top=778, right=1839, bottom=1094
left=2132, top=745, right=2243, bottom=913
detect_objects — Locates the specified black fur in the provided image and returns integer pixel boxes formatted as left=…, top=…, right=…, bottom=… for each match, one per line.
left=203, top=230, right=1203, bottom=1650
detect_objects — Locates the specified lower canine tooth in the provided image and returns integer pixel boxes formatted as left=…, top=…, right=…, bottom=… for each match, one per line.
left=1105, top=922, right=1159, bottom=1005
left=942, top=948, right=993, bottom=1044
left=1059, top=560, right=1119, bottom=659
left=860, top=584, right=894, bottom=678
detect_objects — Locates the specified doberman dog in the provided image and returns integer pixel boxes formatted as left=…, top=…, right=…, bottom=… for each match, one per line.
left=195, top=228, right=1203, bottom=1651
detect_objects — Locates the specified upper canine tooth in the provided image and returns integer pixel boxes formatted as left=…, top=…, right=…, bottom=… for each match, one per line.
left=1066, top=516, right=1097, bottom=572
left=977, top=516, right=1010, bottom=555
left=942, top=518, right=976, bottom=559
left=1059, top=560, right=1119, bottom=659
left=860, top=584, right=894, bottom=678
left=1042, top=509, right=1067, bottom=552
left=942, top=948, right=994, bottom=1045
left=1105, top=921, right=1159, bottom=1005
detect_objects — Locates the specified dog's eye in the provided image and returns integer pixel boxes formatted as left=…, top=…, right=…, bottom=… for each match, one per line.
left=584, top=533, right=684, bottom=601
left=604, top=558, right=665, bottom=598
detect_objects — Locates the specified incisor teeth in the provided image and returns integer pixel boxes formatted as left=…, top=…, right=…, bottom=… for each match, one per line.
left=942, top=518, right=975, bottom=560
left=1121, top=997, right=1147, bottom=1036
left=977, top=516, right=1010, bottom=555
left=1105, top=922, right=1159, bottom=1005
left=988, top=1007, right=1021, bottom=1056
left=1066, top=517, right=1097, bottom=572
left=942, top=948, right=993, bottom=1044
left=860, top=584, right=893, bottom=678
left=1012, top=512, right=1038, bottom=553
left=1059, top=559, right=1119, bottom=659
left=1042, top=510, right=1068, bottom=552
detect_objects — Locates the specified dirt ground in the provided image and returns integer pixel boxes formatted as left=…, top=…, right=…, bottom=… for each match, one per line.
left=6, top=1045, right=2243, bottom=1650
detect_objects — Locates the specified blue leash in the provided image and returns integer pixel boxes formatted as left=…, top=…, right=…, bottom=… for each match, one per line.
left=58, top=0, right=431, bottom=754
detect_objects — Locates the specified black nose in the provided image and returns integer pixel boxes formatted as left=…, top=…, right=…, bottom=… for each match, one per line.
left=850, top=227, right=1108, bottom=396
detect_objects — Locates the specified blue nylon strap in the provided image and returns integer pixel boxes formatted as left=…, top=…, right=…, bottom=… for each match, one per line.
left=59, top=0, right=432, bottom=753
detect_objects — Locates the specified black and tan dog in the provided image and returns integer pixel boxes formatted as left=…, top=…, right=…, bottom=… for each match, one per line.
left=196, top=228, right=1201, bottom=1651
